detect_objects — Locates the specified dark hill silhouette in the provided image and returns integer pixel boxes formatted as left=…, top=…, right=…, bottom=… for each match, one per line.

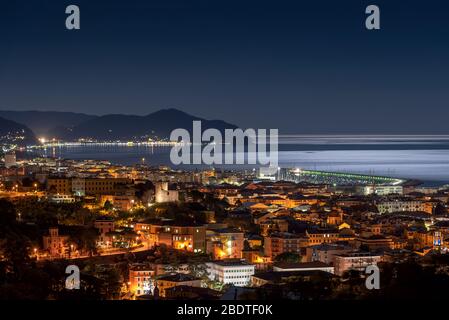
left=0, top=110, right=97, bottom=136
left=0, top=108, right=237, bottom=141
left=62, top=108, right=237, bottom=140
left=0, top=116, right=37, bottom=145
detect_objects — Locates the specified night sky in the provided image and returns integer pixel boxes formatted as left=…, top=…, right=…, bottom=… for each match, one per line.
left=0, top=0, right=448, bottom=133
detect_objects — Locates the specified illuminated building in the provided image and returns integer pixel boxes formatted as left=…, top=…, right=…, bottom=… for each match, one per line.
left=47, top=177, right=131, bottom=196
left=71, top=178, right=85, bottom=196
left=84, top=178, right=130, bottom=195
left=259, top=218, right=289, bottom=237
left=206, top=259, right=255, bottom=287
left=305, top=229, right=341, bottom=245
left=361, top=185, right=403, bottom=196
left=242, top=249, right=271, bottom=270
left=264, top=228, right=346, bottom=259
left=155, top=182, right=179, bottom=203
left=377, top=200, right=428, bottom=214
left=305, top=243, right=352, bottom=264
left=100, top=195, right=136, bottom=211
left=47, top=178, right=72, bottom=194
left=273, top=261, right=334, bottom=274
left=156, top=274, right=202, bottom=297
left=42, top=227, right=70, bottom=258
left=0, top=166, right=25, bottom=177
left=47, top=194, right=76, bottom=203
left=433, top=231, right=443, bottom=249
left=355, top=235, right=396, bottom=250
left=128, top=263, right=155, bottom=296
left=264, top=232, right=308, bottom=259
left=94, top=217, right=115, bottom=248
left=206, top=228, right=244, bottom=260
left=251, top=270, right=333, bottom=287
left=133, top=222, right=206, bottom=253
left=4, top=151, right=16, bottom=168
left=326, top=211, right=344, bottom=226
left=334, top=252, right=382, bottom=276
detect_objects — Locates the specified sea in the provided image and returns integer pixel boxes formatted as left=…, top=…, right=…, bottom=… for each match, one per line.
left=31, top=135, right=449, bottom=186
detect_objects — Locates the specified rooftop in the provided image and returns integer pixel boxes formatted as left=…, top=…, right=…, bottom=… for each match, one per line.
left=209, top=259, right=254, bottom=267
left=253, top=270, right=333, bottom=282
left=335, top=251, right=382, bottom=258
left=157, top=273, right=200, bottom=282
left=273, top=261, right=332, bottom=270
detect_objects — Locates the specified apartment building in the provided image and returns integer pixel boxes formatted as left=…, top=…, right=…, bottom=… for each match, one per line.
left=156, top=274, right=202, bottom=297
left=47, top=177, right=131, bottom=196
left=134, top=222, right=206, bottom=253
left=94, top=218, right=115, bottom=247
left=128, top=263, right=155, bottom=296
left=206, top=259, right=255, bottom=287
left=47, top=178, right=72, bottom=194
left=42, top=227, right=69, bottom=258
left=206, top=228, right=244, bottom=260
left=377, top=200, right=427, bottom=214
left=305, top=243, right=352, bottom=264
left=361, top=185, right=403, bottom=196
left=264, top=232, right=308, bottom=259
left=334, top=251, right=382, bottom=276
left=155, top=182, right=179, bottom=203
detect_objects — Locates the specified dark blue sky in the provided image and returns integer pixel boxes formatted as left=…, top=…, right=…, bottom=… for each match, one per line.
left=0, top=0, right=448, bottom=133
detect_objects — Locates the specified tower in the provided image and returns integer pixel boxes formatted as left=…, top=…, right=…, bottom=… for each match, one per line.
left=4, top=151, right=16, bottom=168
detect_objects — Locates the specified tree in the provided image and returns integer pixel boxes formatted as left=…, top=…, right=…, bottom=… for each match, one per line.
left=188, top=190, right=204, bottom=202
left=103, top=200, right=113, bottom=211
left=134, top=181, right=154, bottom=202
left=274, top=252, right=302, bottom=263
left=0, top=231, right=32, bottom=278
left=434, top=203, right=447, bottom=215
left=0, top=199, right=17, bottom=226
left=188, top=263, right=208, bottom=280
left=73, top=208, right=93, bottom=225
left=69, top=227, right=99, bottom=257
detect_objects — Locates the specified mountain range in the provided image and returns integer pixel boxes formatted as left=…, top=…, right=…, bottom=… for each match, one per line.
left=0, top=116, right=37, bottom=145
left=0, top=109, right=237, bottom=143
left=0, top=110, right=96, bottom=136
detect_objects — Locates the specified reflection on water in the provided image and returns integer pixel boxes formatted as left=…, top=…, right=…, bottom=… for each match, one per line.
left=32, top=135, right=449, bottom=183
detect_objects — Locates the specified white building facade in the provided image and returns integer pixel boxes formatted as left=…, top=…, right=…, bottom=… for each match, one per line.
left=377, top=200, right=425, bottom=213
left=206, top=260, right=255, bottom=287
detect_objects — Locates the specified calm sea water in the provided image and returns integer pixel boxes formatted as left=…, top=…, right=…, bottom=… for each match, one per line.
left=33, top=135, right=449, bottom=185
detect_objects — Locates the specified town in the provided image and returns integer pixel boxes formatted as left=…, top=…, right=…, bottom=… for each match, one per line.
left=1, top=150, right=449, bottom=300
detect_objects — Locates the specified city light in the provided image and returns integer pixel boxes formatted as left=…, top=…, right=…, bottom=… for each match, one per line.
left=0, top=0, right=447, bottom=308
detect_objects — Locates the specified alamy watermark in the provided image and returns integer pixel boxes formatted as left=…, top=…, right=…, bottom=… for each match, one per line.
left=65, top=5, right=80, bottom=30
left=169, top=121, right=278, bottom=175
left=63, top=4, right=379, bottom=31
left=365, top=265, right=380, bottom=290
left=65, top=264, right=80, bottom=290
left=365, top=5, right=380, bottom=30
